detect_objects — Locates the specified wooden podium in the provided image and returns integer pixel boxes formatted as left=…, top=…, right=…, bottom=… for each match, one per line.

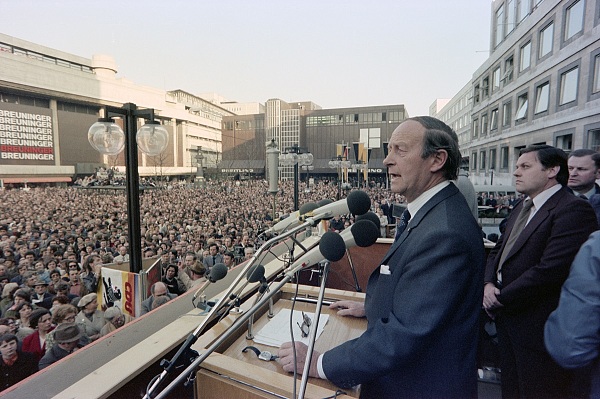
left=193, top=284, right=367, bottom=399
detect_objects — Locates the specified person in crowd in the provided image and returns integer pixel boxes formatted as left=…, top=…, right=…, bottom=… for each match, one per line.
left=483, top=145, right=598, bottom=399
left=99, top=306, right=130, bottom=337
left=202, top=243, right=223, bottom=272
left=177, top=257, right=206, bottom=290
left=45, top=304, right=79, bottom=353
left=75, top=293, right=105, bottom=342
left=14, top=302, right=35, bottom=340
left=567, top=149, right=600, bottom=226
left=150, top=295, right=170, bottom=311
left=278, top=116, right=485, bottom=399
left=0, top=333, right=38, bottom=391
left=21, top=308, right=53, bottom=362
left=454, top=166, right=479, bottom=220
left=67, top=269, right=82, bottom=298
left=31, top=278, right=53, bottom=309
left=222, top=251, right=236, bottom=269
left=4, top=289, right=30, bottom=319
left=0, top=283, right=19, bottom=317
left=113, top=246, right=129, bottom=264
left=545, top=231, right=600, bottom=398
left=243, top=246, right=255, bottom=261
left=161, top=264, right=186, bottom=296
left=38, top=322, right=82, bottom=370
left=141, top=282, right=177, bottom=315
left=79, top=254, right=101, bottom=297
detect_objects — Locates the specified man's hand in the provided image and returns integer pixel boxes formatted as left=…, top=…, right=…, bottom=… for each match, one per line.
left=277, top=342, right=320, bottom=378
left=482, top=282, right=503, bottom=318
left=329, top=300, right=366, bottom=318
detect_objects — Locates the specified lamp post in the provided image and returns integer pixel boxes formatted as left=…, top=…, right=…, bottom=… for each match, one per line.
left=265, top=139, right=280, bottom=221
left=279, top=144, right=313, bottom=211
left=195, top=146, right=205, bottom=188
left=352, top=160, right=368, bottom=189
left=328, top=155, right=351, bottom=200
left=88, top=103, right=168, bottom=273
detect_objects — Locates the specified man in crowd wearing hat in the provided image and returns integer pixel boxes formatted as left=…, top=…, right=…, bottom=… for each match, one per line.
left=31, top=278, right=54, bottom=309
left=75, top=293, right=105, bottom=342
left=0, top=333, right=38, bottom=391
left=177, top=252, right=207, bottom=290
left=141, top=282, right=177, bottom=315
left=38, top=322, right=82, bottom=369
left=99, top=306, right=131, bottom=337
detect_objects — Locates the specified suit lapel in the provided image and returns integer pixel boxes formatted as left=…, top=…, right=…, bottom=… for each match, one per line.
left=380, top=184, right=457, bottom=265
left=504, top=188, right=563, bottom=260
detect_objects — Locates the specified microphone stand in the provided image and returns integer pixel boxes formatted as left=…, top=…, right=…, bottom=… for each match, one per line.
left=152, top=257, right=326, bottom=399
left=345, top=248, right=362, bottom=292
left=144, top=219, right=320, bottom=399
left=298, top=260, right=330, bottom=399
left=245, top=280, right=273, bottom=340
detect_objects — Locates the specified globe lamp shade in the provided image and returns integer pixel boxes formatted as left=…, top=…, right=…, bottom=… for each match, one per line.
left=88, top=119, right=125, bottom=155
left=136, top=121, right=169, bottom=156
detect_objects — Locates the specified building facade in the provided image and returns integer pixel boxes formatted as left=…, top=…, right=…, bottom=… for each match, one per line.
left=0, top=33, right=234, bottom=185
left=467, top=0, right=600, bottom=186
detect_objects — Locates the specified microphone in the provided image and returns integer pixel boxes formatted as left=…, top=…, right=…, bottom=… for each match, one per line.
left=265, top=202, right=319, bottom=234
left=227, top=264, right=266, bottom=303
left=285, top=218, right=379, bottom=274
left=309, top=190, right=371, bottom=221
left=192, top=263, right=228, bottom=302
left=356, top=211, right=381, bottom=229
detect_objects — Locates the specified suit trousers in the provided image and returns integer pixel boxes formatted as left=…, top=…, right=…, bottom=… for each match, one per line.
left=496, top=315, right=571, bottom=399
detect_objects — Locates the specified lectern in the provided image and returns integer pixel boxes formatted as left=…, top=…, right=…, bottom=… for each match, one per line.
left=192, top=284, right=367, bottom=399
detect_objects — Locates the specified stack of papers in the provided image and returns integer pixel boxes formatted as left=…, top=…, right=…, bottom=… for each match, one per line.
left=253, top=308, right=329, bottom=348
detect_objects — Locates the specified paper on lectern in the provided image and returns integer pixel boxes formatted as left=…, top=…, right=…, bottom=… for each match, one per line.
left=253, top=308, right=329, bottom=347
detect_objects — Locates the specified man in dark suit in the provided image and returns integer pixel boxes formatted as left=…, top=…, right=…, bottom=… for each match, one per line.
left=278, top=116, right=485, bottom=399
left=140, top=282, right=177, bottom=315
left=483, top=145, right=598, bottom=399
left=568, top=149, right=600, bottom=226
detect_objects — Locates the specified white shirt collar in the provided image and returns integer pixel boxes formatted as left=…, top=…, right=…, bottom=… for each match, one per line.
left=527, top=184, right=562, bottom=218
left=407, top=181, right=451, bottom=219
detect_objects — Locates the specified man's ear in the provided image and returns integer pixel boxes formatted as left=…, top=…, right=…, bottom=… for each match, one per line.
left=546, top=165, right=560, bottom=180
left=429, top=149, right=448, bottom=173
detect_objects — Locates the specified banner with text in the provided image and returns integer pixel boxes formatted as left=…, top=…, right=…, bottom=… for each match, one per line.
left=100, top=267, right=141, bottom=318
left=0, top=103, right=55, bottom=165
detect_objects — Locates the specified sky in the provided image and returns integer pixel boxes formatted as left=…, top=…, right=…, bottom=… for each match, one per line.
left=0, top=0, right=491, bottom=116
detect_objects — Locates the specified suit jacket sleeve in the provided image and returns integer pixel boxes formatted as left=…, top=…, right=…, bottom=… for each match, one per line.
left=322, top=226, right=481, bottom=387
left=545, top=231, right=600, bottom=369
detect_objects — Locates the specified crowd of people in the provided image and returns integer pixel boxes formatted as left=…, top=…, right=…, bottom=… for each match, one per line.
left=0, top=177, right=401, bottom=391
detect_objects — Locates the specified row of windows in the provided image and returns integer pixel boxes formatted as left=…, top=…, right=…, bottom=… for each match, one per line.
left=305, top=111, right=405, bottom=126
left=57, top=101, right=99, bottom=115
left=472, top=54, right=600, bottom=138
left=478, top=0, right=586, bottom=103
left=0, top=42, right=94, bottom=73
left=471, top=128, right=600, bottom=172
left=0, top=92, right=49, bottom=108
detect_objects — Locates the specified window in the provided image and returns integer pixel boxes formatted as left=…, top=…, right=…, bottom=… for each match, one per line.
left=504, top=56, right=514, bottom=84
left=493, top=67, right=501, bottom=91
left=503, top=101, right=512, bottom=126
left=471, top=151, right=478, bottom=171
left=555, top=133, right=573, bottom=152
left=560, top=67, right=579, bottom=104
left=474, top=84, right=480, bottom=104
left=516, top=93, right=528, bottom=120
left=535, top=82, right=550, bottom=114
left=589, top=129, right=600, bottom=152
left=594, top=55, right=600, bottom=94
left=489, top=148, right=497, bottom=170
left=491, top=108, right=499, bottom=131
left=480, top=151, right=487, bottom=170
left=520, top=41, right=531, bottom=71
left=481, top=114, right=488, bottom=136
left=518, top=0, right=529, bottom=22
left=564, top=0, right=584, bottom=41
left=539, top=22, right=554, bottom=58
left=501, top=146, right=509, bottom=169
left=482, top=77, right=490, bottom=98
left=472, top=119, right=479, bottom=139
left=507, top=0, right=516, bottom=34
left=495, top=4, right=505, bottom=47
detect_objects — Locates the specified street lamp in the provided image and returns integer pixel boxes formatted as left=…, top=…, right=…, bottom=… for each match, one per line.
left=351, top=161, right=368, bottom=189
left=88, top=103, right=168, bottom=273
left=195, top=146, right=205, bottom=188
left=328, top=155, right=351, bottom=200
left=279, top=144, right=313, bottom=211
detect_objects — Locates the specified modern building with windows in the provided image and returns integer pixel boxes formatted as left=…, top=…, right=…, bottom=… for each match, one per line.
left=221, top=100, right=408, bottom=183
left=466, top=0, right=600, bottom=186
left=0, top=33, right=234, bottom=186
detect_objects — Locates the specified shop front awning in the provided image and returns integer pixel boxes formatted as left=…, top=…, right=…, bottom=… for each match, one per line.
left=1, top=176, right=72, bottom=183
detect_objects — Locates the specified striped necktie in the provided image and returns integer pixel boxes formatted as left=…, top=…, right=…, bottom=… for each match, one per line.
left=394, top=209, right=411, bottom=241
left=496, top=199, right=534, bottom=285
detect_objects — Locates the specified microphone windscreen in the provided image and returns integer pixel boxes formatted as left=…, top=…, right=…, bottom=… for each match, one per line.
left=350, top=220, right=380, bottom=247
left=346, top=190, right=371, bottom=216
left=246, top=264, right=266, bottom=283
left=316, top=198, right=333, bottom=208
left=209, top=263, right=228, bottom=282
left=299, top=202, right=319, bottom=216
left=356, top=211, right=381, bottom=229
left=319, top=232, right=346, bottom=262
